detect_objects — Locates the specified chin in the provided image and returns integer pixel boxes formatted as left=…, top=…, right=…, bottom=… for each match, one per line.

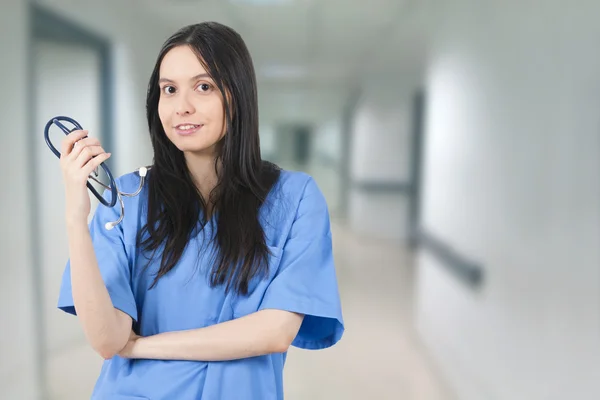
left=166, top=132, right=221, bottom=156
left=181, top=144, right=218, bottom=156
left=168, top=137, right=208, bottom=152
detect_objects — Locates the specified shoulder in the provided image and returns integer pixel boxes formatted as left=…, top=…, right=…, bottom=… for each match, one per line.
left=263, top=170, right=331, bottom=245
left=264, top=169, right=328, bottom=219
left=274, top=169, right=324, bottom=201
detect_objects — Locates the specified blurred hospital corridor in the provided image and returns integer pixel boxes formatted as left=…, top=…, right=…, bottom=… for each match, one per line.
left=35, top=222, right=453, bottom=400
left=2, top=0, right=600, bottom=399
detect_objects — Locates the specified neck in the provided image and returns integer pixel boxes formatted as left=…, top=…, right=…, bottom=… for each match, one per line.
left=184, top=151, right=219, bottom=205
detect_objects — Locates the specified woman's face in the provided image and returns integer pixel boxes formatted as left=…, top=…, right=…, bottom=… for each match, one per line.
left=158, top=45, right=226, bottom=156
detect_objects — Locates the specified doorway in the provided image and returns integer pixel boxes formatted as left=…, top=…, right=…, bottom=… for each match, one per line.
left=29, top=5, right=113, bottom=398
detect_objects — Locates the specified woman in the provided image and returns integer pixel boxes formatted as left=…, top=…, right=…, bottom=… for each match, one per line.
left=57, top=21, right=344, bottom=399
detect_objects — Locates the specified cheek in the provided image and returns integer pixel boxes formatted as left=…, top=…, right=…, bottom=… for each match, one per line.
left=206, top=100, right=226, bottom=132
left=216, top=108, right=226, bottom=136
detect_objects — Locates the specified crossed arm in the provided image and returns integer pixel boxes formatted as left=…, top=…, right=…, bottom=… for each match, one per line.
left=68, top=212, right=304, bottom=361
left=115, top=309, right=304, bottom=361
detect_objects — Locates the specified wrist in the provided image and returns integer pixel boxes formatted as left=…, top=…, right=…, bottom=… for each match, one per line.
left=128, top=335, right=146, bottom=359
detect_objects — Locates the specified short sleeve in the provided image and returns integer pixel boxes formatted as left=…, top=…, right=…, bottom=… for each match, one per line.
left=57, top=179, right=138, bottom=322
left=259, top=177, right=344, bottom=350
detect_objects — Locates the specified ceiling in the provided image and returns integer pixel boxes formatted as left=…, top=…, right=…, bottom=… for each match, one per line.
left=134, top=0, right=435, bottom=125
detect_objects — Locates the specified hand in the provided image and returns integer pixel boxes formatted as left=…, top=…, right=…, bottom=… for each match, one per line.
left=59, top=129, right=111, bottom=226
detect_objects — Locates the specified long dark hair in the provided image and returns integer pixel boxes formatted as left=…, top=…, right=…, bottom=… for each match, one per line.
left=138, top=22, right=281, bottom=295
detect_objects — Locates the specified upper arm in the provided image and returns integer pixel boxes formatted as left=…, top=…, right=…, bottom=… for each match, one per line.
left=275, top=310, right=305, bottom=345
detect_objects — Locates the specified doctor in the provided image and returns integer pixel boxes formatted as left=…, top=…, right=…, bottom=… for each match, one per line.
left=57, top=21, right=344, bottom=399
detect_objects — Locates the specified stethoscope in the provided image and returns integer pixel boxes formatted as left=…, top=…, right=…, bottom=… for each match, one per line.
left=44, top=116, right=149, bottom=230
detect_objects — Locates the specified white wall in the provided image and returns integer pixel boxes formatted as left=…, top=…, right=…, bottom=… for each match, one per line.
left=416, top=1, right=600, bottom=399
left=348, top=80, right=417, bottom=241
left=0, top=2, right=41, bottom=399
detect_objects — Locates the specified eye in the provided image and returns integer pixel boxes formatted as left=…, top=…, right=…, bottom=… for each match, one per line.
left=197, top=83, right=212, bottom=92
left=162, top=85, right=176, bottom=95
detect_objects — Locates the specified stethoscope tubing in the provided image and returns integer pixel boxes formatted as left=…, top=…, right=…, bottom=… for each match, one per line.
left=44, top=116, right=118, bottom=208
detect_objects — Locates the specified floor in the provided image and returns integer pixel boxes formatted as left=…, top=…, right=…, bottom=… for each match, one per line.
left=42, top=222, right=455, bottom=400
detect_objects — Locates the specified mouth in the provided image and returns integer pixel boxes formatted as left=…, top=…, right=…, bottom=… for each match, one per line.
left=174, top=124, right=203, bottom=135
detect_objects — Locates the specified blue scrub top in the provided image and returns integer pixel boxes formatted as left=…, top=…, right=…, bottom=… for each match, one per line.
left=57, top=169, right=344, bottom=399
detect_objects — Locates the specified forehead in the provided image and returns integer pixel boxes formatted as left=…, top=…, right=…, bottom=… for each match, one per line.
left=159, top=45, right=207, bottom=77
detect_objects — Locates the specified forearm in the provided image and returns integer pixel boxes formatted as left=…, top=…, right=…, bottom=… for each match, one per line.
left=128, top=310, right=303, bottom=361
left=67, top=220, right=131, bottom=358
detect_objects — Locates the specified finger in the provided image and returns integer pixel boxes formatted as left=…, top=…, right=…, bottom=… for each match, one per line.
left=74, top=146, right=107, bottom=168
left=82, top=152, right=111, bottom=177
left=66, top=139, right=101, bottom=162
left=72, top=137, right=102, bottom=176
left=60, top=129, right=89, bottom=157
left=73, top=136, right=101, bottom=149
left=60, top=130, right=89, bottom=158
left=67, top=137, right=100, bottom=160
left=67, top=145, right=105, bottom=163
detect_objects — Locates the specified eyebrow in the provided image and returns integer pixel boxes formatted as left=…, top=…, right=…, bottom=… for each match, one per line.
left=158, top=73, right=211, bottom=84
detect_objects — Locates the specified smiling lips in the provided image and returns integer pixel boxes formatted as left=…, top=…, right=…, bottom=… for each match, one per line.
left=175, top=124, right=203, bottom=135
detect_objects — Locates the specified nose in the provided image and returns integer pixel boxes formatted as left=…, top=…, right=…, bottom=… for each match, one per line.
left=175, top=91, right=196, bottom=116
